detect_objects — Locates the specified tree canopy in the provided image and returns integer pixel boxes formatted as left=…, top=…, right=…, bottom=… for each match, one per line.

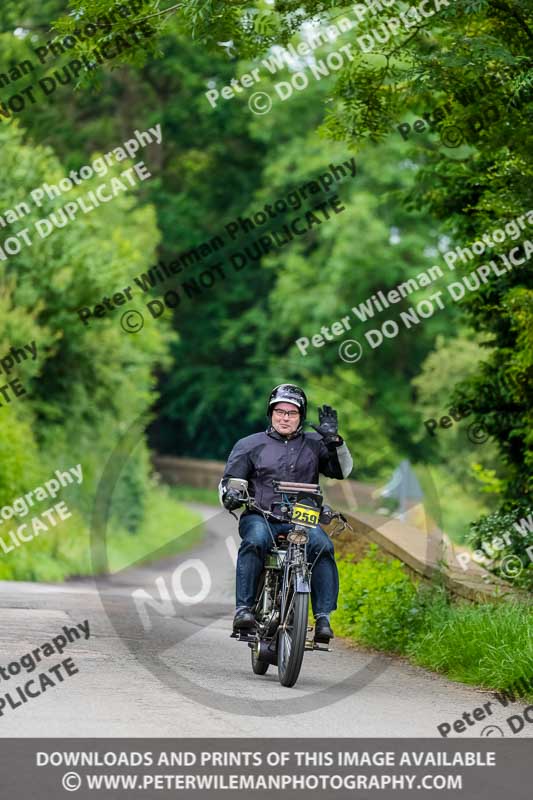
left=0, top=0, right=531, bottom=562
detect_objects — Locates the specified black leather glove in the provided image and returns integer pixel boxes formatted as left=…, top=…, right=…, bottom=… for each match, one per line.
left=223, top=488, right=244, bottom=511
left=311, top=405, right=343, bottom=447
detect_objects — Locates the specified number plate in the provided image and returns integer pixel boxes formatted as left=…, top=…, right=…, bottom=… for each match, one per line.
left=291, top=503, right=320, bottom=527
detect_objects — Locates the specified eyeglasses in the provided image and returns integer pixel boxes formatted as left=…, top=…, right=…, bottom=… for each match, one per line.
left=273, top=409, right=300, bottom=418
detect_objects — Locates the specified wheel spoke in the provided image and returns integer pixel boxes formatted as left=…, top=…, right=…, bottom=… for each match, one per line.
left=280, top=587, right=296, bottom=669
left=277, top=583, right=308, bottom=687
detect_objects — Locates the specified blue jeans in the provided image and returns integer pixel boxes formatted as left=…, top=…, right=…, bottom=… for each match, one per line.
left=236, top=513, right=339, bottom=617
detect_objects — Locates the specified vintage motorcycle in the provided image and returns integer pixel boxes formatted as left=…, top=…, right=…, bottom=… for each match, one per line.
left=227, top=477, right=351, bottom=688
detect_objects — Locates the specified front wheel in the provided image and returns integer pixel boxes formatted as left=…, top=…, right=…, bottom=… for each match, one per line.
left=278, top=586, right=308, bottom=687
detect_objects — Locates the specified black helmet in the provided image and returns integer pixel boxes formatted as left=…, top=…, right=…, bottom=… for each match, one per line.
left=267, top=384, right=307, bottom=421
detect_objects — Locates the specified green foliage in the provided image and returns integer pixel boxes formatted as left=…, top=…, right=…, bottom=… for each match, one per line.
left=412, top=333, right=499, bottom=472
left=53, top=1, right=162, bottom=79
left=128, top=0, right=533, bottom=521
left=0, top=0, right=64, bottom=33
left=106, top=484, right=204, bottom=573
left=408, top=599, right=533, bottom=696
left=470, top=463, right=505, bottom=495
left=452, top=286, right=533, bottom=504
left=411, top=332, right=503, bottom=540
left=1, top=0, right=530, bottom=598
left=468, top=503, right=533, bottom=590
left=306, top=370, right=400, bottom=480
left=420, top=464, right=493, bottom=544
left=0, top=118, right=174, bottom=566
left=0, top=485, right=203, bottom=581
left=164, top=484, right=220, bottom=506
left=333, top=544, right=419, bottom=651
left=334, top=546, right=533, bottom=697
left=0, top=406, right=40, bottom=502
left=7, top=1, right=506, bottom=496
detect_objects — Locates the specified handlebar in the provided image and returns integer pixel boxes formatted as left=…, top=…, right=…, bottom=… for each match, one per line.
left=232, top=493, right=352, bottom=535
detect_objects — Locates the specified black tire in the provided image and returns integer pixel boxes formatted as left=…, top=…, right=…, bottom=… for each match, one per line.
left=278, top=585, right=308, bottom=687
left=251, top=643, right=269, bottom=675
left=250, top=572, right=269, bottom=675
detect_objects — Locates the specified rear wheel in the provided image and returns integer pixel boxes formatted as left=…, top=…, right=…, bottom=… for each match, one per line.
left=278, top=583, right=308, bottom=687
left=250, top=571, right=271, bottom=675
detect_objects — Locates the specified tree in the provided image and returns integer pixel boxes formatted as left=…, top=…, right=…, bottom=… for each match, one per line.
left=0, top=120, right=173, bottom=529
left=6, top=0, right=529, bottom=520
left=128, top=0, right=533, bottom=508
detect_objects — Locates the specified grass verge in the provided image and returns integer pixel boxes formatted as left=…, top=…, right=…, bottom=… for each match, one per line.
left=0, top=484, right=203, bottom=582
left=332, top=544, right=533, bottom=700
left=166, top=485, right=220, bottom=506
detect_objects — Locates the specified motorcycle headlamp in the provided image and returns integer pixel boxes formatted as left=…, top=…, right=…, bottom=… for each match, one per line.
left=287, top=529, right=308, bottom=545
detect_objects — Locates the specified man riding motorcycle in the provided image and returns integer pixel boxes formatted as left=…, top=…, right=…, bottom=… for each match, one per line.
left=219, top=384, right=353, bottom=643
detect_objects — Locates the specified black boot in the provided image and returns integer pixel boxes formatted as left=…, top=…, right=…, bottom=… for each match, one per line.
left=233, top=608, right=255, bottom=630
left=314, top=616, right=334, bottom=643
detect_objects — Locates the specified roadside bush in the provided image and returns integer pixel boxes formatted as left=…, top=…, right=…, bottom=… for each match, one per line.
left=468, top=502, right=533, bottom=591
left=334, top=545, right=533, bottom=698
left=0, top=406, right=40, bottom=505
left=0, top=122, right=176, bottom=572
left=0, top=485, right=202, bottom=582
left=333, top=544, right=419, bottom=652
left=408, top=599, right=533, bottom=697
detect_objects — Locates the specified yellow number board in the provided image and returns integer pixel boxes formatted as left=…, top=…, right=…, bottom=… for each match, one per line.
left=291, top=503, right=320, bottom=527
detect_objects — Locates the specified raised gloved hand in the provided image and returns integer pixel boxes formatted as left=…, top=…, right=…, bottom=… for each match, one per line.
left=223, top=488, right=244, bottom=511
left=311, top=405, right=343, bottom=446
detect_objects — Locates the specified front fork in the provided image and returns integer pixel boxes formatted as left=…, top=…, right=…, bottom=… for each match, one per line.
left=279, top=542, right=311, bottom=632
left=287, top=540, right=312, bottom=592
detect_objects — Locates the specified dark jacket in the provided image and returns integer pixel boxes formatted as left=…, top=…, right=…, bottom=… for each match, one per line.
left=220, top=426, right=353, bottom=514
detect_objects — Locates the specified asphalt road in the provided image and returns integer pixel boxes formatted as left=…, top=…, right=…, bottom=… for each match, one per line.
left=1, top=503, right=530, bottom=738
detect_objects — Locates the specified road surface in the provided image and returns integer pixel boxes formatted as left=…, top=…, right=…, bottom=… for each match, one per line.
left=1, top=504, right=530, bottom=738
